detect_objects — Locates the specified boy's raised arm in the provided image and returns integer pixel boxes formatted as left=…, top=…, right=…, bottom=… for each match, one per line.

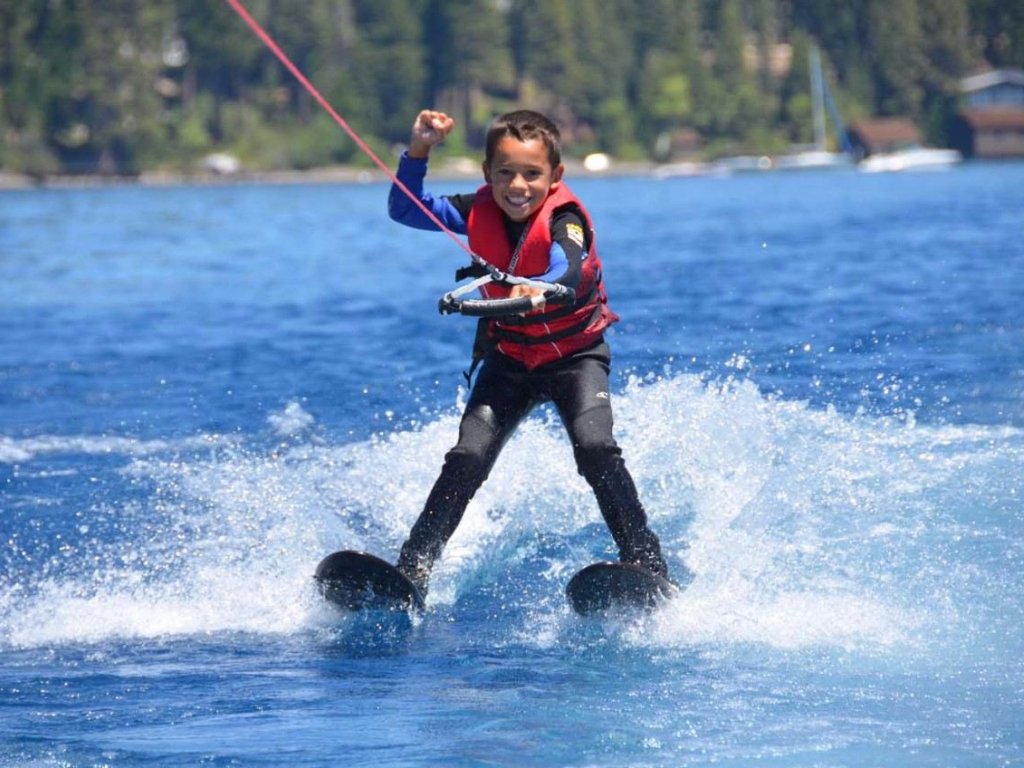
left=387, top=110, right=466, bottom=233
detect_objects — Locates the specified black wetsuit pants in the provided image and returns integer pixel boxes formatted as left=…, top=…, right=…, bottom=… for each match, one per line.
left=397, top=347, right=668, bottom=593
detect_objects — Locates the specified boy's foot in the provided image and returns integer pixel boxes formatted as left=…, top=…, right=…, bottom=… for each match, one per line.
left=624, top=551, right=669, bottom=579
left=397, top=562, right=430, bottom=599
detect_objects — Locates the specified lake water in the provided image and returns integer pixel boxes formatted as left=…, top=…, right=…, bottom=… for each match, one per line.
left=2, top=162, right=1023, bottom=766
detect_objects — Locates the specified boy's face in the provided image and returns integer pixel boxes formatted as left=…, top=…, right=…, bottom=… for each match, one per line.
left=482, top=136, right=564, bottom=222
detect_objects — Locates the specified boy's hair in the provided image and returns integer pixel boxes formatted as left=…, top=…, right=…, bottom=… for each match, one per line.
left=484, top=110, right=562, bottom=168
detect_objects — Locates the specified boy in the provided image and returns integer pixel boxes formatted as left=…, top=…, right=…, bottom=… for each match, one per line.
left=387, top=108, right=669, bottom=596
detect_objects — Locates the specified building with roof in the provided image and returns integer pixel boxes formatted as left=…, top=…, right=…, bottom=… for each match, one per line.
left=953, top=69, right=1024, bottom=158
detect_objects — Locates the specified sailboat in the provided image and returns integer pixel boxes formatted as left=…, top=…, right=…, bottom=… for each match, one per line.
left=773, top=45, right=853, bottom=170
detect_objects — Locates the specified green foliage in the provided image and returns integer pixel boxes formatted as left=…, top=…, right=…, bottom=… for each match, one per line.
left=970, top=0, right=1024, bottom=68
left=287, top=113, right=359, bottom=169
left=0, top=0, right=1018, bottom=175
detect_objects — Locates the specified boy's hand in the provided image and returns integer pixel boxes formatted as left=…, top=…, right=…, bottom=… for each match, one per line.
left=508, top=284, right=546, bottom=314
left=409, top=110, right=454, bottom=159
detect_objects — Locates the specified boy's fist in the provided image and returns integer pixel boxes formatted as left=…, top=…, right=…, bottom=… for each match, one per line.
left=409, top=110, right=454, bottom=158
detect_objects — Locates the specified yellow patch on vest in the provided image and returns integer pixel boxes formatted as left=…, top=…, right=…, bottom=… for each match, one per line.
left=566, top=223, right=585, bottom=248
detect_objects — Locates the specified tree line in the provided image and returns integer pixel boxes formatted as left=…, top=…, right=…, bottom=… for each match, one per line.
left=1, top=0, right=1021, bottom=176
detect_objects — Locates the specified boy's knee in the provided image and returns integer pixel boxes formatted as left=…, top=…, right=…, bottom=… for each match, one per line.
left=574, top=442, right=623, bottom=483
left=433, top=404, right=502, bottom=486
left=441, top=447, right=491, bottom=485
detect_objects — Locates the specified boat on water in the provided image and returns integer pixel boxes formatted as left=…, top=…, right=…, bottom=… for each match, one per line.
left=773, top=45, right=962, bottom=173
left=772, top=44, right=854, bottom=171
left=848, top=116, right=962, bottom=173
left=772, top=147, right=852, bottom=171
left=651, top=160, right=728, bottom=179
left=857, top=146, right=962, bottom=173
left=653, top=44, right=853, bottom=178
left=653, top=44, right=962, bottom=177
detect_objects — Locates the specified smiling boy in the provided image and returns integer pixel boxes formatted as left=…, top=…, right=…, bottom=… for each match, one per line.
left=387, top=109, right=669, bottom=597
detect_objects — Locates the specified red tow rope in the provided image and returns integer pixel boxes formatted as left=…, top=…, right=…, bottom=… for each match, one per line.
left=224, top=0, right=479, bottom=263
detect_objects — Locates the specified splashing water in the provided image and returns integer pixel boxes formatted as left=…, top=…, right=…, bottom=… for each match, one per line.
left=3, top=374, right=1020, bottom=663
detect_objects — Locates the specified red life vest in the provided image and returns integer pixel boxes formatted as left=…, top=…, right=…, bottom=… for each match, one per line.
left=466, top=183, right=618, bottom=370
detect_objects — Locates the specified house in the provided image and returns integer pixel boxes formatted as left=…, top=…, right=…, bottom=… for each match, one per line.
left=952, top=109, right=1024, bottom=158
left=953, top=69, right=1024, bottom=158
left=960, top=69, right=1024, bottom=109
left=845, top=118, right=923, bottom=160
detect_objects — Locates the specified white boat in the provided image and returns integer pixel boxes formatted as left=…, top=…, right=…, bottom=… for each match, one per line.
left=712, top=154, right=773, bottom=173
left=652, top=160, right=727, bottom=179
left=858, top=146, right=962, bottom=173
left=773, top=148, right=852, bottom=170
left=772, top=45, right=853, bottom=171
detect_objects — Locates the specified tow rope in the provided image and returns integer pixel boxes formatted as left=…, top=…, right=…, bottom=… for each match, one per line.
left=224, top=0, right=573, bottom=317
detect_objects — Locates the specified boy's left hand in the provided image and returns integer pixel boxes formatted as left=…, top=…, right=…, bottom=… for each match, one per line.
left=509, top=284, right=545, bottom=314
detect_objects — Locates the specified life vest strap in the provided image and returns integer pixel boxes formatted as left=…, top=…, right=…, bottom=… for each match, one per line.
left=491, top=304, right=604, bottom=347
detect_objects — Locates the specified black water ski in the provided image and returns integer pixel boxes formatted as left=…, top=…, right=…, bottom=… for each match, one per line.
left=566, top=562, right=678, bottom=616
left=315, top=550, right=425, bottom=613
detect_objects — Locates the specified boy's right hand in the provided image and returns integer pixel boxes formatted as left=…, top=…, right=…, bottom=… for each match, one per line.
left=408, top=110, right=454, bottom=159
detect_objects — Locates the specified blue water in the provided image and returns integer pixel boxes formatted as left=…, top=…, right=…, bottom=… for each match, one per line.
left=2, top=162, right=1023, bottom=766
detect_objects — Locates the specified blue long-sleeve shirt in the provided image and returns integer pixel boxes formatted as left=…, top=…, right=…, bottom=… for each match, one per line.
left=388, top=152, right=584, bottom=288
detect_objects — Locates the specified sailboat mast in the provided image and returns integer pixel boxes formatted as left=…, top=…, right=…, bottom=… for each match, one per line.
left=810, top=45, right=827, bottom=151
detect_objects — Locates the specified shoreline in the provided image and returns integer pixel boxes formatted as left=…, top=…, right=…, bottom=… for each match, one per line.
left=0, top=158, right=659, bottom=191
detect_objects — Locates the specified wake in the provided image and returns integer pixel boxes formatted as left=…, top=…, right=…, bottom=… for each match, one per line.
left=2, top=372, right=1021, bottom=653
